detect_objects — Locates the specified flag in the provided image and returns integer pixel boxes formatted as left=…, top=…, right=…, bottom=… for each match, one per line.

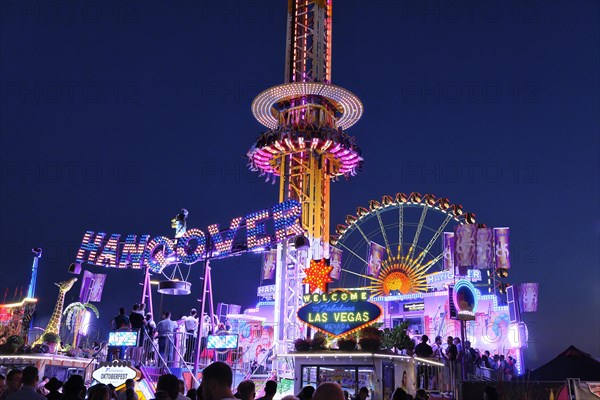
left=455, top=224, right=477, bottom=273
left=88, top=273, right=107, bottom=302
left=518, top=282, right=538, bottom=312
left=443, top=232, right=455, bottom=271
left=329, top=247, right=342, bottom=280
left=367, top=241, right=385, bottom=278
left=79, top=270, right=94, bottom=301
left=476, top=228, right=494, bottom=269
left=262, top=249, right=277, bottom=280
left=494, top=227, right=511, bottom=270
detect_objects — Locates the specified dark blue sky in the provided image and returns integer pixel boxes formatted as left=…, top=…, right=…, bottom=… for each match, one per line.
left=1, top=1, right=598, bottom=369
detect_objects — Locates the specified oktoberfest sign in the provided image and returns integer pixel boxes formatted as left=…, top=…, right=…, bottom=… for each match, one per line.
left=92, top=361, right=137, bottom=387
left=297, top=290, right=382, bottom=337
left=75, top=200, right=302, bottom=273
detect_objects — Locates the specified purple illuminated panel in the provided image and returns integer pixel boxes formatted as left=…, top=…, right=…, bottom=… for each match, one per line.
left=443, top=232, right=455, bottom=271
left=455, top=224, right=477, bottom=269
left=519, top=282, right=538, bottom=312
left=476, top=228, right=493, bottom=269
left=494, top=227, right=511, bottom=270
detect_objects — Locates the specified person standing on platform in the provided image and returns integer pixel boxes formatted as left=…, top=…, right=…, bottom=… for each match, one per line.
left=431, top=336, right=443, bottom=359
left=444, top=337, right=458, bottom=392
left=110, top=307, right=131, bottom=361
left=184, top=309, right=198, bottom=363
left=144, top=313, right=157, bottom=365
left=129, top=304, right=146, bottom=361
left=200, top=313, right=212, bottom=363
left=111, top=308, right=131, bottom=330
left=415, top=335, right=433, bottom=389
left=415, top=335, right=433, bottom=357
left=156, top=311, right=178, bottom=365
left=130, top=304, right=145, bottom=330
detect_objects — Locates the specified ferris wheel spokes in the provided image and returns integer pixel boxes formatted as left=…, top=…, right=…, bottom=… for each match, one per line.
left=414, top=252, right=445, bottom=275
left=398, top=204, right=404, bottom=256
left=406, top=204, right=429, bottom=260
left=336, top=240, right=369, bottom=266
left=352, top=221, right=371, bottom=250
left=375, top=211, right=393, bottom=259
left=410, top=212, right=454, bottom=269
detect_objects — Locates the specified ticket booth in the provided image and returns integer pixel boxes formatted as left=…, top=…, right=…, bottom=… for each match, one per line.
left=278, top=352, right=443, bottom=400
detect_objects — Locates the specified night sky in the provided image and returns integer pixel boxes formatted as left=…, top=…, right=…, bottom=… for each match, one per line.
left=1, top=1, right=598, bottom=370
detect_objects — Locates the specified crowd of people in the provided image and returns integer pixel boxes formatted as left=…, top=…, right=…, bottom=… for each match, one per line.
left=109, top=304, right=220, bottom=365
left=0, top=366, right=136, bottom=400
left=0, top=360, right=505, bottom=400
left=254, top=124, right=360, bottom=155
left=413, top=334, right=519, bottom=386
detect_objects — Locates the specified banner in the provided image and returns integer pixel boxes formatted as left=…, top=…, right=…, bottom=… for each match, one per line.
left=443, top=232, right=455, bottom=271
left=494, top=227, right=511, bottom=270
left=88, top=273, right=107, bottom=302
left=367, top=241, right=385, bottom=278
left=476, top=228, right=494, bottom=269
left=519, top=282, right=538, bottom=312
left=79, top=270, right=94, bottom=301
left=262, top=249, right=277, bottom=280
left=455, top=224, right=477, bottom=273
left=329, top=247, right=342, bottom=280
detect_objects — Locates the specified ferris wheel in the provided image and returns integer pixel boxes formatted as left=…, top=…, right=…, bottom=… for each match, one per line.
left=331, top=193, right=476, bottom=296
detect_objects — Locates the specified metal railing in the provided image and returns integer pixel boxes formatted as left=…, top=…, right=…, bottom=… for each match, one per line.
left=124, top=330, right=200, bottom=388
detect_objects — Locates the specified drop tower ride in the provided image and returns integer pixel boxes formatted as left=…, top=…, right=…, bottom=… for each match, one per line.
left=247, top=0, right=363, bottom=359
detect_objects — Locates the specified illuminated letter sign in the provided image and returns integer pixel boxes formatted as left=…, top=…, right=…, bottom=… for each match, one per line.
left=118, top=234, right=149, bottom=269
left=208, top=217, right=242, bottom=256
left=297, top=290, right=382, bottom=337
left=273, top=200, right=303, bottom=241
left=176, top=228, right=206, bottom=265
left=246, top=209, right=271, bottom=251
left=143, top=236, right=176, bottom=274
left=96, top=234, right=120, bottom=268
left=76, top=231, right=106, bottom=265
left=78, top=200, right=303, bottom=272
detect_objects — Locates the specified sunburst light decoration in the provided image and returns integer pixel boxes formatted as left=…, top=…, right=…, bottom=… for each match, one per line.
left=303, top=259, right=333, bottom=293
left=367, top=252, right=431, bottom=296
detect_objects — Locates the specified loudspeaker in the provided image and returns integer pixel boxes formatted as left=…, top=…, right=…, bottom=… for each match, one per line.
left=294, top=235, right=310, bottom=250
left=68, top=262, right=82, bottom=275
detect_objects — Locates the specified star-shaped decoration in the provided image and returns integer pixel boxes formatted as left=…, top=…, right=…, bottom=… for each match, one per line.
left=303, top=259, right=333, bottom=293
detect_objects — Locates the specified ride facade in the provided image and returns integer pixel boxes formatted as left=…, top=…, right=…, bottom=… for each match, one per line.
left=0, top=1, right=537, bottom=399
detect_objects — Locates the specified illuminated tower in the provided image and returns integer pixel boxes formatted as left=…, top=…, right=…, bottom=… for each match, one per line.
left=247, top=0, right=363, bottom=358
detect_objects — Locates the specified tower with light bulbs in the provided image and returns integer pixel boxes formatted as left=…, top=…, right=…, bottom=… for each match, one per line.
left=247, top=0, right=363, bottom=359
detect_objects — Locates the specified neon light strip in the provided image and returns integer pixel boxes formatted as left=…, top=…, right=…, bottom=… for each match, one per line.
left=275, top=353, right=444, bottom=367
left=0, top=298, right=38, bottom=308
